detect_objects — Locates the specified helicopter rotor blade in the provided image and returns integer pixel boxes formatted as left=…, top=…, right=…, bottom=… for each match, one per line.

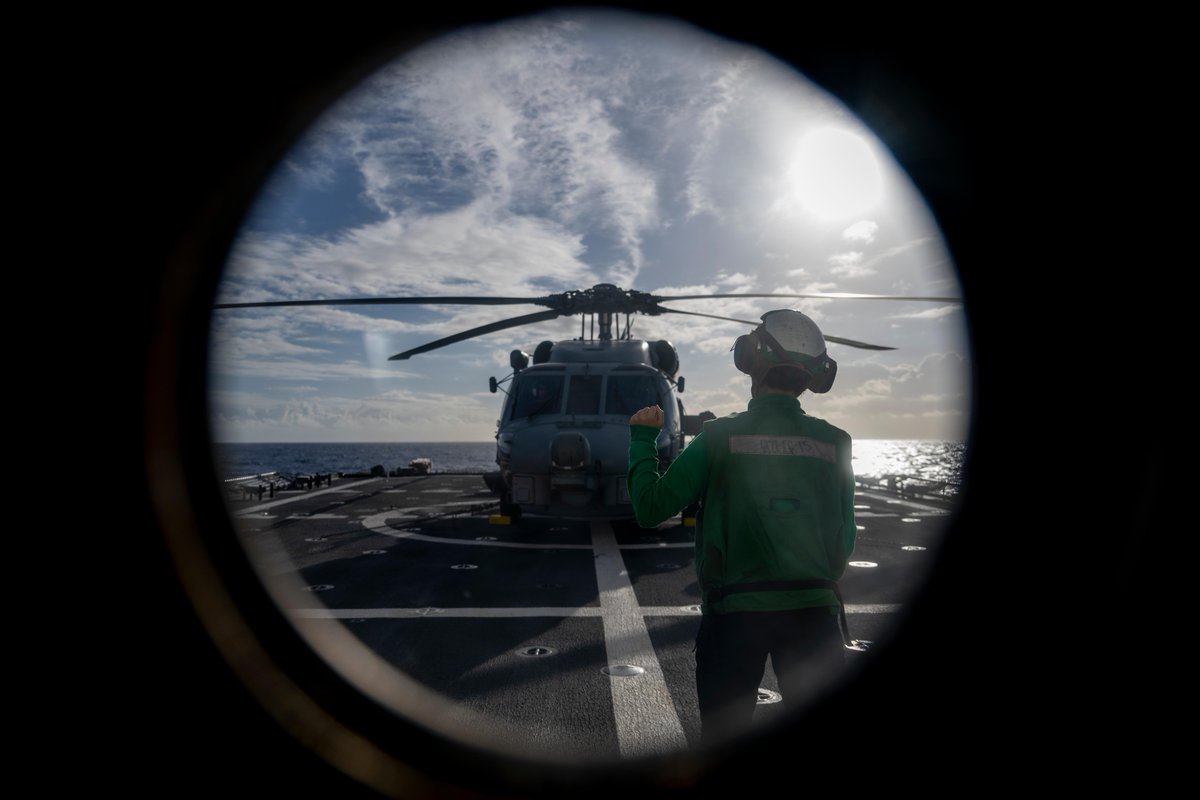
left=657, top=307, right=895, bottom=351
left=656, top=292, right=962, bottom=303
left=388, top=309, right=564, bottom=360
left=657, top=307, right=760, bottom=326
left=822, top=335, right=896, bottom=351
left=214, top=295, right=548, bottom=310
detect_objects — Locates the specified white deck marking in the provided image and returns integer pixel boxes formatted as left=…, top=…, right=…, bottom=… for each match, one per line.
left=363, top=511, right=594, bottom=549
left=846, top=604, right=902, bottom=614
left=360, top=511, right=691, bottom=551
left=290, top=604, right=902, bottom=619
left=293, top=607, right=605, bottom=618
left=591, top=520, right=688, bottom=757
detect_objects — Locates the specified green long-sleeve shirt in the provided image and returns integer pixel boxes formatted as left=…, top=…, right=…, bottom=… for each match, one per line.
left=628, top=393, right=856, bottom=613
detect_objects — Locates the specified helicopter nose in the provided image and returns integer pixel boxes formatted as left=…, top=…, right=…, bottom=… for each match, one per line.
left=550, top=432, right=590, bottom=470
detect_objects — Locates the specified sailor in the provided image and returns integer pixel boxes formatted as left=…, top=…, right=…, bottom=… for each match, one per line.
left=626, top=309, right=856, bottom=747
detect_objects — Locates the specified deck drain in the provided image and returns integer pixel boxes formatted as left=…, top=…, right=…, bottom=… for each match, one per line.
left=901, top=545, right=927, bottom=551
left=603, top=665, right=645, bottom=677
left=757, top=688, right=782, bottom=705
left=450, top=564, right=478, bottom=570
left=517, top=646, right=557, bottom=657
left=849, top=561, right=878, bottom=568
left=304, top=585, right=334, bottom=592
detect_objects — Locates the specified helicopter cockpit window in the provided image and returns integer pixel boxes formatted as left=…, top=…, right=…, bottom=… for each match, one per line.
left=565, top=374, right=602, bottom=415
left=511, top=375, right=564, bottom=419
left=605, top=375, right=660, bottom=416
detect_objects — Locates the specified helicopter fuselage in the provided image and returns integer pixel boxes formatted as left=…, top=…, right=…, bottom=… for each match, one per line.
left=493, top=339, right=685, bottom=519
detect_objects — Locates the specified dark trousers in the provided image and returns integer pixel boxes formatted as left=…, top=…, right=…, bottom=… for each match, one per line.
left=695, top=607, right=844, bottom=747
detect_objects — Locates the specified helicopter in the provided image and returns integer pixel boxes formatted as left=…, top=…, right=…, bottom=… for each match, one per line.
left=215, top=282, right=959, bottom=520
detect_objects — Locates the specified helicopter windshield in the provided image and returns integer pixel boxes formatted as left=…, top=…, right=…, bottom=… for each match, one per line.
left=566, top=375, right=602, bottom=415
left=605, top=374, right=660, bottom=416
left=511, top=375, right=565, bottom=419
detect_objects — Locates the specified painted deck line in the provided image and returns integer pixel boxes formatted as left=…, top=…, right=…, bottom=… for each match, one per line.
left=847, top=603, right=903, bottom=614
left=363, top=511, right=594, bottom=549
left=591, top=519, right=688, bottom=757
left=292, top=606, right=605, bottom=618
left=289, top=603, right=902, bottom=619
left=361, top=511, right=692, bottom=551
left=618, top=541, right=692, bottom=549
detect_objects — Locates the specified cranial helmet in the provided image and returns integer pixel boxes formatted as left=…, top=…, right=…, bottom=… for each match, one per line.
left=733, top=309, right=838, bottom=393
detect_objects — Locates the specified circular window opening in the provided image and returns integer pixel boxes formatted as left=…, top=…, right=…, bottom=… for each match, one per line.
left=150, top=8, right=973, bottom=797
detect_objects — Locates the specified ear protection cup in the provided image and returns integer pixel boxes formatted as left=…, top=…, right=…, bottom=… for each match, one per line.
left=734, top=322, right=838, bottom=392
left=806, top=356, right=837, bottom=393
left=733, top=332, right=759, bottom=374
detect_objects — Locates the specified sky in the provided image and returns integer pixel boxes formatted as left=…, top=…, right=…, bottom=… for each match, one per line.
left=208, top=9, right=970, bottom=444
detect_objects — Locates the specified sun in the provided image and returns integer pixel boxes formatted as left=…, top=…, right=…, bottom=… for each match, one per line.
left=788, top=126, right=885, bottom=220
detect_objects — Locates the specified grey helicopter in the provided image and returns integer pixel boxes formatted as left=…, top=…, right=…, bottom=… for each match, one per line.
left=215, top=283, right=958, bottom=520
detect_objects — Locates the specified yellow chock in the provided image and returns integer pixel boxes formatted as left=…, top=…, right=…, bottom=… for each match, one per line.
left=683, top=516, right=697, bottom=527
left=488, top=514, right=512, bottom=525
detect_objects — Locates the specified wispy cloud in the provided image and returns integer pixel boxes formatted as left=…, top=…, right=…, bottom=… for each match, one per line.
left=209, top=10, right=969, bottom=442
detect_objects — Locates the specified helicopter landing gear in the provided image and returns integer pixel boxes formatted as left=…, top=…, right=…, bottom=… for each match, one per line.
left=498, top=492, right=523, bottom=523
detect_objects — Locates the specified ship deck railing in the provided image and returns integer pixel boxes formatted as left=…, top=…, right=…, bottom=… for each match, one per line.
left=223, top=471, right=333, bottom=501
left=855, top=472, right=960, bottom=507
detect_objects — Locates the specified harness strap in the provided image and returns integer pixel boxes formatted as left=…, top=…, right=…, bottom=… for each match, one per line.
left=706, top=579, right=853, bottom=647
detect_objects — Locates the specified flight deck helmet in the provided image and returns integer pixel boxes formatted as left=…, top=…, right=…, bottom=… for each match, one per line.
left=733, top=309, right=837, bottom=393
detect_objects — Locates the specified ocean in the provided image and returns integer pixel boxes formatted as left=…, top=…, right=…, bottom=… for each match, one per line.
left=212, top=439, right=967, bottom=490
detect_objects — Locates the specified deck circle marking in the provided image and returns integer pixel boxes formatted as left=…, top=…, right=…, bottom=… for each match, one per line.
left=304, top=585, right=334, bottom=592
left=901, top=517, right=921, bottom=523
left=517, top=646, right=557, bottom=657
left=450, top=564, right=478, bottom=570
left=602, top=664, right=645, bottom=677
left=757, top=688, right=782, bottom=705
left=901, top=545, right=927, bottom=551
left=856, top=525, right=865, bottom=531
left=681, top=605, right=702, bottom=614
left=848, top=561, right=878, bottom=568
